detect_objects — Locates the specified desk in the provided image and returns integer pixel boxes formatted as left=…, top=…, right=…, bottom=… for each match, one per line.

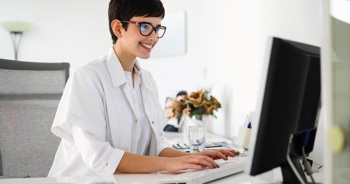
left=0, top=170, right=324, bottom=184
left=164, top=132, right=247, bottom=153
left=0, top=173, right=248, bottom=184
left=0, top=132, right=323, bottom=184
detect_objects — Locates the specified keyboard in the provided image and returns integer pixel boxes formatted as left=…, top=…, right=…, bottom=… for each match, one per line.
left=157, top=156, right=247, bottom=184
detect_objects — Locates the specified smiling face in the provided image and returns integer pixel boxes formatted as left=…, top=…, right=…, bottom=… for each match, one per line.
left=113, top=16, right=163, bottom=61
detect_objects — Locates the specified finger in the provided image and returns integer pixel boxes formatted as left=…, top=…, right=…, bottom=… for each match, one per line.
left=212, top=151, right=227, bottom=160
left=201, top=150, right=227, bottom=160
left=181, top=163, right=205, bottom=171
left=220, top=149, right=236, bottom=157
left=201, top=156, right=221, bottom=168
left=167, top=157, right=206, bottom=173
left=215, top=149, right=238, bottom=157
left=188, top=155, right=218, bottom=169
left=199, top=157, right=218, bottom=169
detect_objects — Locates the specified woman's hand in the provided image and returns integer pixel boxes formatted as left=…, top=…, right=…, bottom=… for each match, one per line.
left=162, top=154, right=219, bottom=173
left=197, top=149, right=239, bottom=160
left=157, top=147, right=239, bottom=173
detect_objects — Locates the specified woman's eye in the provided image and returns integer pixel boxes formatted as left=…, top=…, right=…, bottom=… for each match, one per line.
left=140, top=24, right=150, bottom=31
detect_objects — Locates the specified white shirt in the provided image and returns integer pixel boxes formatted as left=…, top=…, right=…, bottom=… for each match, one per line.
left=123, top=70, right=152, bottom=154
left=48, top=49, right=170, bottom=177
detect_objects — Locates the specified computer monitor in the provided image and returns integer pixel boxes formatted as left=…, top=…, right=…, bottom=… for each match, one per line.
left=246, top=37, right=321, bottom=183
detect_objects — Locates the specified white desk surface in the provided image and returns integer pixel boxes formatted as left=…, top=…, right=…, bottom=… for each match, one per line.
left=0, top=132, right=324, bottom=184
left=0, top=173, right=252, bottom=184
left=0, top=170, right=324, bottom=184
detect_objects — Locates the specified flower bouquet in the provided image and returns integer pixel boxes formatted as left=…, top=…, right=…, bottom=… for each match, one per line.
left=173, top=90, right=222, bottom=144
left=182, top=90, right=221, bottom=119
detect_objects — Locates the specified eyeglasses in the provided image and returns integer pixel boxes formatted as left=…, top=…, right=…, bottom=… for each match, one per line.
left=121, top=20, right=166, bottom=38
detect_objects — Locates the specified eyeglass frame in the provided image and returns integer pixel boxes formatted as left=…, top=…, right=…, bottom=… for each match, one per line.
left=120, top=20, right=167, bottom=38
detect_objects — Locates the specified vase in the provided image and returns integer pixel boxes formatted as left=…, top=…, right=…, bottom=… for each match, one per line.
left=180, top=115, right=208, bottom=145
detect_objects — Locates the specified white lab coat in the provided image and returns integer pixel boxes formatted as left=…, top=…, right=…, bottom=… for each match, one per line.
left=48, top=49, right=170, bottom=177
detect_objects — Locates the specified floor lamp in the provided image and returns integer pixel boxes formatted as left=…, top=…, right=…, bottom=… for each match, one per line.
left=1, top=21, right=33, bottom=60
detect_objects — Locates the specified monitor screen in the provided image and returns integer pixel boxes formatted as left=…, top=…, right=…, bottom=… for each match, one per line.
left=246, top=37, right=321, bottom=183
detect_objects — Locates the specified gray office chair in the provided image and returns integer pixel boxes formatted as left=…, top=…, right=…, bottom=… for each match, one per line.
left=0, top=58, right=69, bottom=178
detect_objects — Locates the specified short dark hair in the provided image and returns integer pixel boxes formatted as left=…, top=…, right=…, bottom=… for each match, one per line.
left=108, top=0, right=165, bottom=44
left=176, top=90, right=187, bottom=97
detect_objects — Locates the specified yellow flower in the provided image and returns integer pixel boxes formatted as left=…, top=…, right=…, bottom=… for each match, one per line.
left=211, top=96, right=221, bottom=109
left=203, top=101, right=214, bottom=115
left=187, top=91, right=204, bottom=107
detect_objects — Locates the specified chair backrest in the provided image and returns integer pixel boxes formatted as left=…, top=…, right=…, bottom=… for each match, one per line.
left=0, top=58, right=69, bottom=178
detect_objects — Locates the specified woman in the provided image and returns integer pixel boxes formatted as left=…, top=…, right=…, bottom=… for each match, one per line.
left=48, top=0, right=236, bottom=177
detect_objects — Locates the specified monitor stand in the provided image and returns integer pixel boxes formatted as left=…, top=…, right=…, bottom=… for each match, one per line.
left=281, top=158, right=321, bottom=184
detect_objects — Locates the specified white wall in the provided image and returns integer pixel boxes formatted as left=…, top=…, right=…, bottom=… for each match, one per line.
left=0, top=0, right=323, bottom=139
left=0, top=0, right=111, bottom=72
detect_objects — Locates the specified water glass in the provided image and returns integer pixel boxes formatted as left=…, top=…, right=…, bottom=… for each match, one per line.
left=188, top=126, right=206, bottom=153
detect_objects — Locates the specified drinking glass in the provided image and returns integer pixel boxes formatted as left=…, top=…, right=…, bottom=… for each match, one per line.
left=188, top=126, right=206, bottom=153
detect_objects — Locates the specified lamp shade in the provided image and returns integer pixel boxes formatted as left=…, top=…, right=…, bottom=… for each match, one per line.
left=1, top=21, right=33, bottom=32
left=1, top=21, right=33, bottom=60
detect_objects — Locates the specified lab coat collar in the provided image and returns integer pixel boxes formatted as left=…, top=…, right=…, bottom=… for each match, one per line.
left=106, top=48, right=151, bottom=91
left=106, top=49, right=127, bottom=88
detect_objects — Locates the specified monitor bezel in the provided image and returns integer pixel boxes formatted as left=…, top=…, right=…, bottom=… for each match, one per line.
left=245, top=36, right=321, bottom=183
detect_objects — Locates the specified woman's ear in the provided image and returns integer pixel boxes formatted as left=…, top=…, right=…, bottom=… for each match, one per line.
left=111, top=19, right=123, bottom=38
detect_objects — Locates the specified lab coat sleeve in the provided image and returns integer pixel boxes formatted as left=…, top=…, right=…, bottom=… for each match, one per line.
left=72, top=125, right=123, bottom=175
left=51, top=67, right=107, bottom=141
left=51, top=67, right=123, bottom=174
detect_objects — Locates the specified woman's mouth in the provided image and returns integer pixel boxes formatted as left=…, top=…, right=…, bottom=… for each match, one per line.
left=140, top=43, right=153, bottom=50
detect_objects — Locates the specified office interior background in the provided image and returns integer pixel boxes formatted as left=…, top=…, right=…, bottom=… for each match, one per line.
left=0, top=0, right=324, bottom=165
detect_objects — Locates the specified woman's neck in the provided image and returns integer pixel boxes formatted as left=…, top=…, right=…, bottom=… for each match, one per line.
left=113, top=44, right=135, bottom=72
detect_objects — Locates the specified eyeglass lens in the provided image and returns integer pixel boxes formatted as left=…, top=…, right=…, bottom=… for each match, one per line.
left=139, top=22, right=166, bottom=38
